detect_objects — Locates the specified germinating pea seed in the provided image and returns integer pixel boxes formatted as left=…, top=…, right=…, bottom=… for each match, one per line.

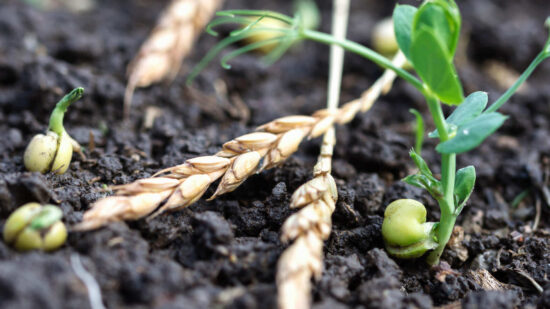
left=3, top=203, right=67, bottom=252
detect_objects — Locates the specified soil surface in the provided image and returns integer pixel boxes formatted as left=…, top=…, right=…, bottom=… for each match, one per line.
left=1, top=0, right=550, bottom=308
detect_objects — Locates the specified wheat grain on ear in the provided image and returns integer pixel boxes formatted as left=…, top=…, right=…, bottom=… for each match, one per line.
left=75, top=53, right=405, bottom=231
left=276, top=53, right=405, bottom=309
left=276, top=128, right=337, bottom=309
left=124, top=0, right=223, bottom=119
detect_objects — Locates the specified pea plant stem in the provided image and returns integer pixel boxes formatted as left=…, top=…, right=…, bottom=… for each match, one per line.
left=424, top=93, right=456, bottom=265
left=302, top=29, right=424, bottom=91
left=486, top=50, right=550, bottom=113
left=48, top=87, right=84, bottom=135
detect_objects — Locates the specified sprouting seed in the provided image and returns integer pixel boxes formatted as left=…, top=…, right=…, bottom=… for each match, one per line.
left=381, top=199, right=438, bottom=259
left=3, top=203, right=67, bottom=252
left=24, top=87, right=84, bottom=175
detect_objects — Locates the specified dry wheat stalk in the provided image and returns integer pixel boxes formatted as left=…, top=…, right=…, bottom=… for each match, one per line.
left=75, top=53, right=405, bottom=231
left=276, top=53, right=405, bottom=309
left=276, top=128, right=337, bottom=309
left=124, top=0, right=223, bottom=119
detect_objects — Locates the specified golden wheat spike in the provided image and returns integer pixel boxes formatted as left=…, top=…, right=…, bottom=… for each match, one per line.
left=124, top=0, right=223, bottom=119
left=276, top=52, right=405, bottom=309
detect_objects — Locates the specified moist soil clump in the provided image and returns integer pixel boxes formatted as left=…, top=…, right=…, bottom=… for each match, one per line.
left=0, top=0, right=549, bottom=308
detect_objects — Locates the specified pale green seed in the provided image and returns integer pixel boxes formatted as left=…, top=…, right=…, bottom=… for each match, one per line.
left=3, top=203, right=67, bottom=252
left=14, top=227, right=43, bottom=252
left=23, top=132, right=58, bottom=173
left=3, top=203, right=42, bottom=244
left=372, top=18, right=398, bottom=55
left=51, top=131, right=73, bottom=175
left=43, top=221, right=67, bottom=251
left=382, top=199, right=427, bottom=247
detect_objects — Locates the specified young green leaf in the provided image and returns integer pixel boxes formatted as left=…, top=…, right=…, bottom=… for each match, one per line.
left=409, top=148, right=432, bottom=177
left=410, top=26, right=464, bottom=105
left=429, top=91, right=488, bottom=138
left=403, top=174, right=443, bottom=200
left=413, top=2, right=453, bottom=54
left=413, top=0, right=460, bottom=56
left=453, top=165, right=475, bottom=214
left=436, top=112, right=507, bottom=154
left=446, top=92, right=488, bottom=125
left=393, top=4, right=417, bottom=60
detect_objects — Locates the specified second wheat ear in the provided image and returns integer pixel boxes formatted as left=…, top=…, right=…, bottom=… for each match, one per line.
left=277, top=0, right=347, bottom=307
left=124, top=0, right=222, bottom=119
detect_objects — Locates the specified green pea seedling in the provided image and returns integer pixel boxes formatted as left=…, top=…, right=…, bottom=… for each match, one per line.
left=189, top=0, right=550, bottom=265
left=24, top=87, right=84, bottom=175
left=3, top=203, right=67, bottom=252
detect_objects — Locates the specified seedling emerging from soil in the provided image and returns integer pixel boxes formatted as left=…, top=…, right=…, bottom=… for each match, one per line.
left=382, top=199, right=437, bottom=258
left=24, top=87, right=84, bottom=175
left=188, top=1, right=550, bottom=264
left=3, top=203, right=67, bottom=252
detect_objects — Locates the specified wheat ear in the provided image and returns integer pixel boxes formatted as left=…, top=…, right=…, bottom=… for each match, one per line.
left=124, top=0, right=223, bottom=119
left=276, top=53, right=405, bottom=309
left=75, top=53, right=405, bottom=231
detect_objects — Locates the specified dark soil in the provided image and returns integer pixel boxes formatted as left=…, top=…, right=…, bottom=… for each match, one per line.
left=1, top=0, right=549, bottom=308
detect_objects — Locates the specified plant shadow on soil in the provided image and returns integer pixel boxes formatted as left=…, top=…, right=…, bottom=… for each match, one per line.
left=0, top=0, right=550, bottom=308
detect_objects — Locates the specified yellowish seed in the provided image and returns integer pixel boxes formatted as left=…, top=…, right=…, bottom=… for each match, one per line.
left=235, top=132, right=278, bottom=149
left=43, top=221, right=68, bottom=251
left=188, top=156, right=231, bottom=173
left=14, top=227, right=43, bottom=252
left=3, top=202, right=42, bottom=244
left=276, top=129, right=307, bottom=157
left=243, top=17, right=289, bottom=54
left=372, top=18, right=398, bottom=55
left=51, top=131, right=74, bottom=175
left=23, top=132, right=58, bottom=173
left=179, top=174, right=211, bottom=199
left=232, top=151, right=261, bottom=179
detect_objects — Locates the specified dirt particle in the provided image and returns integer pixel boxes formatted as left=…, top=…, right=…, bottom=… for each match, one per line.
left=192, top=211, right=234, bottom=259
left=462, top=290, right=520, bottom=309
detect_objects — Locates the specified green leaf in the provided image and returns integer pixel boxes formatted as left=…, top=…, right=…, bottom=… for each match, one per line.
left=447, top=92, right=488, bottom=125
left=429, top=91, right=488, bottom=138
left=403, top=174, right=426, bottom=189
left=409, top=148, right=432, bottom=177
left=436, top=112, right=508, bottom=154
left=414, top=3, right=452, bottom=53
left=410, top=27, right=464, bottom=105
left=454, top=166, right=476, bottom=215
left=403, top=174, right=443, bottom=200
left=393, top=4, right=417, bottom=60
left=413, top=1, right=461, bottom=56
